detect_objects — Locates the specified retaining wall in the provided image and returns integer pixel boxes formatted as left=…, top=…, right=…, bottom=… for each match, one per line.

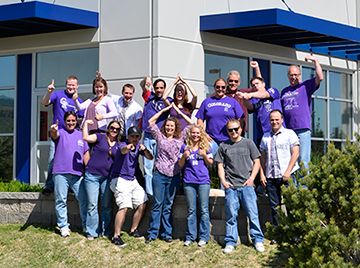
left=0, top=190, right=271, bottom=243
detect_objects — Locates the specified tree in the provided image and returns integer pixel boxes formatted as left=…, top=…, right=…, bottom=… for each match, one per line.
left=269, top=136, right=360, bottom=267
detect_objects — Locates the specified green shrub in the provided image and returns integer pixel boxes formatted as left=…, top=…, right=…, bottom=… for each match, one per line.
left=269, top=137, right=360, bottom=267
left=0, top=180, right=42, bottom=192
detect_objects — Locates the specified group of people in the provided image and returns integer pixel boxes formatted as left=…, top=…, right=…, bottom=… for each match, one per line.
left=41, top=54, right=323, bottom=254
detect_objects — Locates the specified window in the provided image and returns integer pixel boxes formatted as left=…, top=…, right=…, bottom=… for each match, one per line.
left=270, top=62, right=290, bottom=92
left=205, top=52, right=249, bottom=95
left=36, top=47, right=99, bottom=88
left=0, top=55, right=15, bottom=181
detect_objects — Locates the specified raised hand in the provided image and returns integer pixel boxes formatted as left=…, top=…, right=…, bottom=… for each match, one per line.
left=250, top=61, right=259, bottom=69
left=72, top=92, right=78, bottom=100
left=139, top=144, right=146, bottom=151
left=127, top=143, right=135, bottom=151
left=85, top=119, right=94, bottom=125
left=305, top=54, right=317, bottom=62
left=50, top=120, right=59, bottom=132
left=48, top=79, right=55, bottom=93
left=95, top=113, right=104, bottom=121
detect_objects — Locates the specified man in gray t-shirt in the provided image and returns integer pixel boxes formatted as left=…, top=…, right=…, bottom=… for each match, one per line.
left=215, top=119, right=265, bottom=254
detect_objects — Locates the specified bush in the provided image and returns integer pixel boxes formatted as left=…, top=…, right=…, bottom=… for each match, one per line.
left=269, top=137, right=360, bottom=267
left=0, top=180, right=42, bottom=192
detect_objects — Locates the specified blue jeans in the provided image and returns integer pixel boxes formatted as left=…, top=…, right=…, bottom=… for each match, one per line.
left=143, top=132, right=157, bottom=196
left=44, top=140, right=55, bottom=190
left=224, top=186, right=264, bottom=246
left=210, top=140, right=219, bottom=157
left=294, top=129, right=311, bottom=170
left=147, top=171, right=179, bottom=240
left=84, top=171, right=113, bottom=237
left=54, top=174, right=87, bottom=229
left=184, top=183, right=210, bottom=242
left=266, top=178, right=285, bottom=227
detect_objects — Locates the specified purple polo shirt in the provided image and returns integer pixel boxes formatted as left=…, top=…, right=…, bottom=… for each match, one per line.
left=52, top=128, right=89, bottom=176
left=281, top=78, right=318, bottom=130
left=49, top=90, right=84, bottom=129
left=86, top=133, right=114, bottom=177
left=110, top=142, right=143, bottom=180
left=196, top=95, right=244, bottom=143
left=141, top=92, right=172, bottom=133
left=180, top=145, right=212, bottom=184
left=251, top=87, right=283, bottom=135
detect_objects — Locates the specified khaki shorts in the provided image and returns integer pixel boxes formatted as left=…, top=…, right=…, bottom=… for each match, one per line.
left=110, top=177, right=148, bottom=210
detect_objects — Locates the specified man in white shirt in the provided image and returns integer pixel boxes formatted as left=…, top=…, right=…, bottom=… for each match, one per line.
left=260, top=109, right=300, bottom=227
left=112, top=84, right=143, bottom=138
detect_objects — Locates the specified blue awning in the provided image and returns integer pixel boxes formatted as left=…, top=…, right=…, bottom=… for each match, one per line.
left=0, top=1, right=98, bottom=38
left=200, top=9, right=360, bottom=61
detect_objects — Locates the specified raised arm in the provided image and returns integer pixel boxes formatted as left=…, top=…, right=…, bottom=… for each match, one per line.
left=305, top=55, right=323, bottom=87
left=140, top=76, right=152, bottom=103
left=172, top=104, right=193, bottom=125
left=250, top=61, right=262, bottom=78
left=180, top=76, right=198, bottom=109
left=162, top=76, right=179, bottom=106
left=41, top=79, right=55, bottom=106
left=82, top=120, right=98, bottom=143
left=148, top=104, right=173, bottom=126
left=49, top=120, right=59, bottom=140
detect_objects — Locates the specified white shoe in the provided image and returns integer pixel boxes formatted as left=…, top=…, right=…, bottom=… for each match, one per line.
left=198, top=240, right=207, bottom=247
left=255, top=242, right=265, bottom=253
left=183, top=240, right=192, bottom=247
left=222, top=245, right=234, bottom=254
left=60, top=227, right=70, bottom=237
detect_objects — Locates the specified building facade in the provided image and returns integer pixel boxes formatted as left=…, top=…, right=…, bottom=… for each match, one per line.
left=0, top=0, right=359, bottom=184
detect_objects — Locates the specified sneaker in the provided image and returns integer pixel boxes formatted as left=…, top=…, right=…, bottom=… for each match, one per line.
left=145, top=237, right=155, bottom=244
left=198, top=240, right=207, bottom=247
left=183, top=240, right=192, bottom=247
left=129, top=229, right=142, bottom=238
left=255, top=242, right=265, bottom=253
left=163, top=237, right=173, bottom=243
left=112, top=236, right=127, bottom=248
left=60, top=227, right=70, bottom=238
left=87, top=236, right=95, bottom=241
left=222, top=245, right=234, bottom=254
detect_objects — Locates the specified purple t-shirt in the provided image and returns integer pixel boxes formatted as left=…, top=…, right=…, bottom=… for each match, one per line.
left=169, top=106, right=193, bottom=130
left=142, top=92, right=172, bottom=133
left=180, top=145, right=212, bottom=184
left=86, top=133, right=114, bottom=177
left=49, top=90, right=84, bottom=129
left=281, top=78, right=318, bottom=130
left=110, top=142, right=142, bottom=180
left=196, top=95, right=244, bottom=143
left=52, top=128, right=89, bottom=176
left=251, top=87, right=283, bottom=135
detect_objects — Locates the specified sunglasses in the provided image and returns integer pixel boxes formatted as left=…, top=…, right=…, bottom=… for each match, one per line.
left=66, top=120, right=76, bottom=123
left=227, top=127, right=240, bottom=133
left=228, top=79, right=239, bottom=83
left=109, top=126, right=120, bottom=132
left=215, top=85, right=226, bottom=89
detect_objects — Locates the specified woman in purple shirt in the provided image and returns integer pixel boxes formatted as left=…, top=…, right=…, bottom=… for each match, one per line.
left=146, top=104, right=192, bottom=243
left=179, top=124, right=213, bottom=247
left=50, top=111, right=90, bottom=238
left=163, top=75, right=197, bottom=130
left=196, top=78, right=244, bottom=155
left=82, top=119, right=122, bottom=240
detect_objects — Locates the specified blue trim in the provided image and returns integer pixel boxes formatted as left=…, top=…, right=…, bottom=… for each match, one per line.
left=16, top=54, right=32, bottom=184
left=200, top=9, right=360, bottom=60
left=0, top=1, right=98, bottom=38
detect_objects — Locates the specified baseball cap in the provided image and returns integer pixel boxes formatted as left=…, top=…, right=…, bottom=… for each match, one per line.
left=128, top=126, right=142, bottom=136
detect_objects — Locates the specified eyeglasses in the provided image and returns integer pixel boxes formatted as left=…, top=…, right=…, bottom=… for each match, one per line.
left=109, top=126, right=120, bottom=132
left=227, top=127, right=240, bottom=133
left=228, top=79, right=239, bottom=83
left=66, top=120, right=76, bottom=123
left=215, top=85, right=226, bottom=89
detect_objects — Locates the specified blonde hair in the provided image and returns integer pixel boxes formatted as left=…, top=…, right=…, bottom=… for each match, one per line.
left=185, top=124, right=210, bottom=152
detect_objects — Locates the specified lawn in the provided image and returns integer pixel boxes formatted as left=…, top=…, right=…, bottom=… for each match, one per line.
left=0, top=224, right=288, bottom=267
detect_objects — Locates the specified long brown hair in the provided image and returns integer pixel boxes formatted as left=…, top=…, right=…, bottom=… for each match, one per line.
left=160, top=117, right=181, bottom=139
left=173, top=83, right=194, bottom=112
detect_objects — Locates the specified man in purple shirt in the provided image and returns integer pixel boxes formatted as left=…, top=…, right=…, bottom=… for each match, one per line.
left=41, top=76, right=84, bottom=194
left=141, top=78, right=172, bottom=196
left=110, top=126, right=153, bottom=247
left=280, top=55, right=323, bottom=169
left=239, top=77, right=282, bottom=146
